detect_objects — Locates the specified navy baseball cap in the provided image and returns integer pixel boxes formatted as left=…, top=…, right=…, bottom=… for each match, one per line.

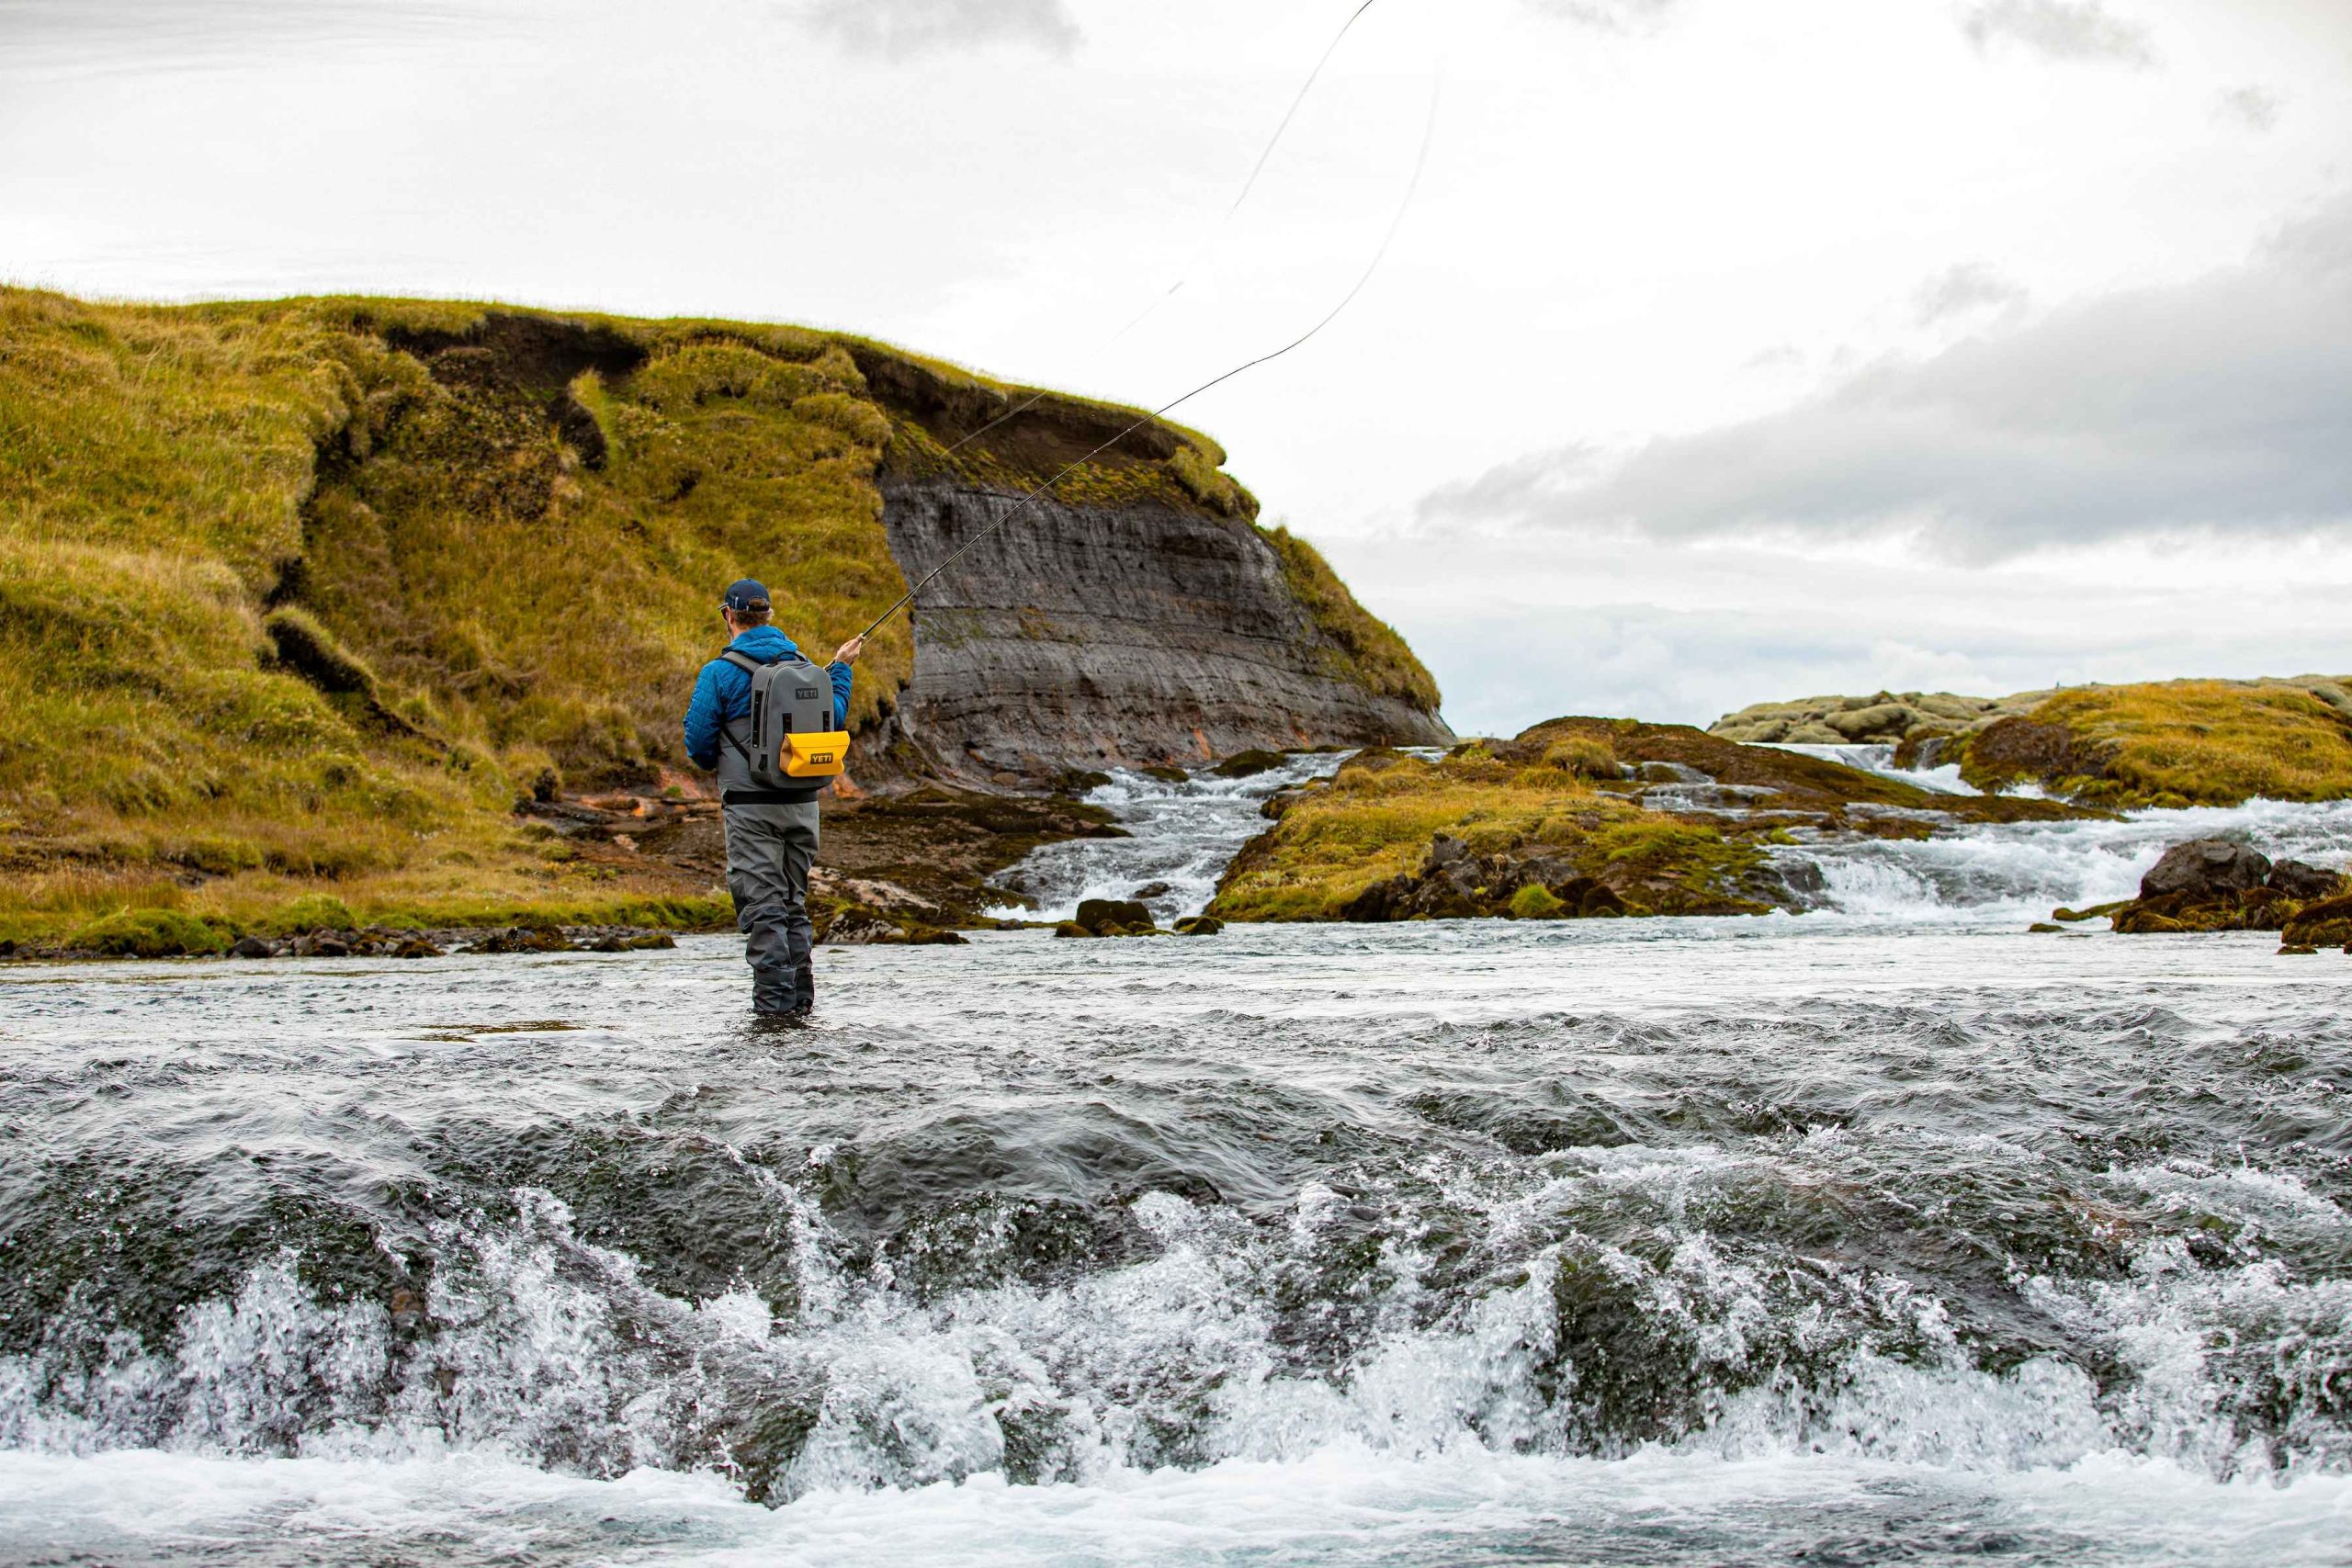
left=722, top=579, right=770, bottom=613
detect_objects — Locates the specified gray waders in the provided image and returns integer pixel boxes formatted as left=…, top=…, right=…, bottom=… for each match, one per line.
left=724, top=799, right=820, bottom=1015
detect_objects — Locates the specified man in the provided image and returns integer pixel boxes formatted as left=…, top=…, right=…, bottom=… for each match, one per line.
left=683, top=580, right=863, bottom=1019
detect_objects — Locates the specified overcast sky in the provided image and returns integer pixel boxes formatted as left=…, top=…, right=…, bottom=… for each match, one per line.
left=5, top=0, right=2347, bottom=734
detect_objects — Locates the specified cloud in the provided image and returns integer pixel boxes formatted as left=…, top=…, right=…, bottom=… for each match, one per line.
left=1524, top=0, right=1680, bottom=34
left=1419, top=195, right=2352, bottom=564
left=790, top=0, right=1080, bottom=61
left=1911, top=262, right=2029, bottom=326
left=1960, top=0, right=2158, bottom=66
left=2213, top=84, right=2285, bottom=131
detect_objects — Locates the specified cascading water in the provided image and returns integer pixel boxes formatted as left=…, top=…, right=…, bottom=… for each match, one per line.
left=986, top=752, right=1350, bottom=923
left=1763, top=741, right=1981, bottom=795
left=4, top=753, right=2351, bottom=1565
left=1746, top=745, right=2352, bottom=922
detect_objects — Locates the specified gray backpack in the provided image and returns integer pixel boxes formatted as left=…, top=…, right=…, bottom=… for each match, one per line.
left=719, top=649, right=846, bottom=788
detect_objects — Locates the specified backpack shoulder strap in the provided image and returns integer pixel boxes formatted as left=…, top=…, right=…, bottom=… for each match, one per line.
left=713, top=648, right=770, bottom=759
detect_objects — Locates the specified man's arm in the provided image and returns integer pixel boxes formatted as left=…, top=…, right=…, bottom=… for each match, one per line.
left=825, top=661, right=853, bottom=729
left=827, top=634, right=862, bottom=729
left=682, top=660, right=725, bottom=770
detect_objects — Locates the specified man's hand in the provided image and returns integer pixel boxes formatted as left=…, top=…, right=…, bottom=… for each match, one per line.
left=832, top=634, right=865, bottom=665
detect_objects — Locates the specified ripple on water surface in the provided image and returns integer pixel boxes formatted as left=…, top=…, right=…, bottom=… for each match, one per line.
left=1, top=921, right=2349, bottom=1565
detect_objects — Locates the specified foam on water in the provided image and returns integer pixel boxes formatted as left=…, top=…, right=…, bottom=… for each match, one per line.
left=6, top=1444, right=2349, bottom=1567
left=1783, top=796, right=2352, bottom=922
left=1765, top=741, right=1980, bottom=795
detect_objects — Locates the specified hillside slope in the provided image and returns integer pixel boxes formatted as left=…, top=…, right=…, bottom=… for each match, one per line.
left=0, top=289, right=1445, bottom=942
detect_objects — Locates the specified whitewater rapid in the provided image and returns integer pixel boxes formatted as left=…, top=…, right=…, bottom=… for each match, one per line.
left=4, top=752, right=2351, bottom=1565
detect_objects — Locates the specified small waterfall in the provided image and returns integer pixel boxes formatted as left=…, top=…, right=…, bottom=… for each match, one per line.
left=1761, top=741, right=1980, bottom=795
left=986, top=752, right=1348, bottom=924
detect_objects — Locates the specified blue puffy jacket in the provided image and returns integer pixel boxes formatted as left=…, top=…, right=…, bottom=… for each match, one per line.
left=682, top=625, right=853, bottom=771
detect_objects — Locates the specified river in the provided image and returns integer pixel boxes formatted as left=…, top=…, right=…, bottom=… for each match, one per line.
left=2, top=759, right=2348, bottom=1565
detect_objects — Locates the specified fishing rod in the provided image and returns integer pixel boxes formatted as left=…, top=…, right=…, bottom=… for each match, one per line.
left=858, top=68, right=1442, bottom=646
left=926, top=0, right=1386, bottom=470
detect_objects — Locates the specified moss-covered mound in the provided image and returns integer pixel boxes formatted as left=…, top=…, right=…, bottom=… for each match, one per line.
left=1208, top=717, right=2086, bottom=924
left=1, top=288, right=1410, bottom=945
left=1957, top=681, right=2352, bottom=807
left=1714, top=677, right=2352, bottom=808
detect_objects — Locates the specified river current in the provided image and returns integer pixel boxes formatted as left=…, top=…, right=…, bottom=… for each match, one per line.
left=3, top=760, right=2349, bottom=1565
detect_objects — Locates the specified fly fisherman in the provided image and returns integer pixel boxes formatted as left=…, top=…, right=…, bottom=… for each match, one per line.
left=683, top=580, right=862, bottom=1020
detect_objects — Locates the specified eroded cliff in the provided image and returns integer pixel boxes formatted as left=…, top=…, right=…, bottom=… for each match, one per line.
left=871, top=480, right=1450, bottom=780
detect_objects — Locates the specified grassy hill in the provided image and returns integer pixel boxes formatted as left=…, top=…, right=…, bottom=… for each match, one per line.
left=0, top=288, right=1430, bottom=949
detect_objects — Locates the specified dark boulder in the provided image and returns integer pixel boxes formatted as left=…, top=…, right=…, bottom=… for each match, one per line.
left=2140, top=840, right=2270, bottom=900
left=2267, top=859, right=2344, bottom=901
left=1074, top=898, right=1157, bottom=936
left=1128, top=882, right=1174, bottom=901
left=1173, top=915, right=1224, bottom=936
left=230, top=934, right=278, bottom=959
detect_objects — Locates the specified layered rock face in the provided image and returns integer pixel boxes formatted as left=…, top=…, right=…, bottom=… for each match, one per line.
left=870, top=480, right=1453, bottom=781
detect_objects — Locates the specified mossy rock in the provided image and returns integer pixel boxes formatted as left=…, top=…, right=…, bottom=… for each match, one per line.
left=1052, top=921, right=1096, bottom=940
left=1542, top=738, right=1618, bottom=780
left=69, top=908, right=227, bottom=957
left=1172, top=915, right=1223, bottom=936
left=1212, top=749, right=1285, bottom=779
left=1140, top=765, right=1191, bottom=784
left=2282, top=894, right=2352, bottom=948
left=1510, top=884, right=1566, bottom=919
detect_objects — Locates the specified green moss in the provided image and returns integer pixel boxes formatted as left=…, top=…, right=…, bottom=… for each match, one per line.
left=1510, top=884, right=1566, bottom=919
left=1543, top=737, right=1618, bottom=779
left=69, top=908, right=227, bottom=957
left=268, top=894, right=358, bottom=932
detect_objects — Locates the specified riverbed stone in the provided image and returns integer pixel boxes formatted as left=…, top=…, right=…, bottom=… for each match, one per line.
left=1074, top=898, right=1155, bottom=936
